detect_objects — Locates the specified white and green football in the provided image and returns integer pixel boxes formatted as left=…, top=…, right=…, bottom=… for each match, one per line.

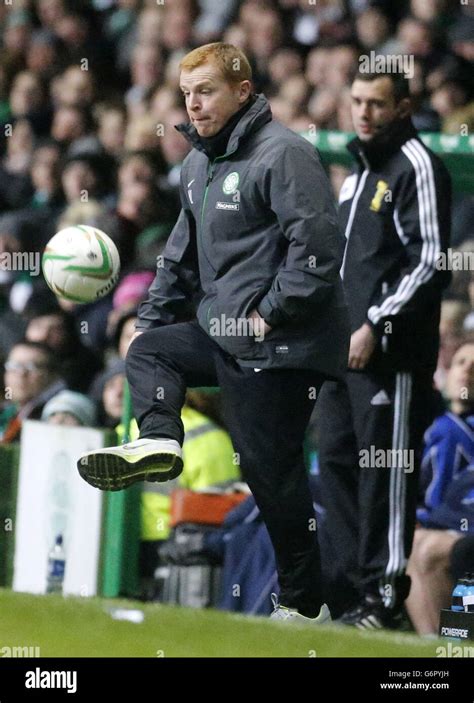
left=42, top=225, right=120, bottom=304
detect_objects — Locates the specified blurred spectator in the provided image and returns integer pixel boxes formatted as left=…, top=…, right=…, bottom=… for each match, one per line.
left=157, top=106, right=190, bottom=191
left=3, top=7, right=33, bottom=73
left=305, top=47, right=331, bottom=90
left=0, top=340, right=65, bottom=442
left=308, top=87, right=339, bottom=129
left=23, top=293, right=103, bottom=392
left=90, top=358, right=125, bottom=428
left=355, top=8, right=391, bottom=52
left=193, top=0, right=239, bottom=43
left=124, top=113, right=162, bottom=152
left=291, top=0, right=350, bottom=46
left=406, top=341, right=474, bottom=635
left=465, top=273, right=474, bottom=334
left=267, top=48, right=304, bottom=90
left=418, top=341, right=474, bottom=528
left=0, top=121, right=35, bottom=210
left=56, top=199, right=111, bottom=231
left=52, top=66, right=95, bottom=110
left=60, top=152, right=114, bottom=206
left=126, top=44, right=163, bottom=113
left=446, top=240, right=474, bottom=303
left=25, top=29, right=60, bottom=81
left=29, top=139, right=63, bottom=208
left=3, top=119, right=35, bottom=176
left=106, top=271, right=154, bottom=349
left=51, top=105, right=98, bottom=152
left=41, top=388, right=97, bottom=427
left=112, top=271, right=154, bottom=313
left=435, top=300, right=471, bottom=392
left=111, top=308, right=139, bottom=360
left=9, top=71, right=47, bottom=127
left=36, top=0, right=68, bottom=31
left=96, top=104, right=127, bottom=157
left=431, top=80, right=473, bottom=134
left=325, top=45, right=358, bottom=91
left=160, top=2, right=196, bottom=53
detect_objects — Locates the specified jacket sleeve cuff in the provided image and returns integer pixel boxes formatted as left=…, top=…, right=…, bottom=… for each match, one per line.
left=366, top=317, right=383, bottom=340
left=257, top=295, right=285, bottom=328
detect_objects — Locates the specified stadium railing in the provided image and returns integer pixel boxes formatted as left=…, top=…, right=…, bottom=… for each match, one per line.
left=302, top=130, right=474, bottom=193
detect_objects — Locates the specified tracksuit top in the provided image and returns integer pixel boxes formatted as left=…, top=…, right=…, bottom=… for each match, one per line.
left=339, top=117, right=452, bottom=374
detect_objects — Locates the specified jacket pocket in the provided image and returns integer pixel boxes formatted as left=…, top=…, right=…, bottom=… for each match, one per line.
left=198, top=290, right=268, bottom=360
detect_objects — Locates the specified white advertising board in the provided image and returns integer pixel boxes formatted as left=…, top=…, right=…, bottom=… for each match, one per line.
left=13, top=420, right=106, bottom=596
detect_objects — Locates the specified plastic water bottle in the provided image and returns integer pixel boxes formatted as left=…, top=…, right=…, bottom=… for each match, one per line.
left=46, top=535, right=66, bottom=594
left=463, top=574, right=474, bottom=613
left=451, top=576, right=469, bottom=612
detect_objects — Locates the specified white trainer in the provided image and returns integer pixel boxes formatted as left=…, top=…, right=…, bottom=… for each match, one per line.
left=270, top=594, right=332, bottom=625
left=77, top=438, right=183, bottom=491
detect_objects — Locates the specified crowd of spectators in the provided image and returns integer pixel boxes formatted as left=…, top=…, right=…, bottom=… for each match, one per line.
left=0, top=0, right=472, bottom=622
left=0, top=0, right=471, bottom=374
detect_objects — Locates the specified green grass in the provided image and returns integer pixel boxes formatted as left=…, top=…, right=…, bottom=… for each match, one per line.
left=0, top=589, right=442, bottom=658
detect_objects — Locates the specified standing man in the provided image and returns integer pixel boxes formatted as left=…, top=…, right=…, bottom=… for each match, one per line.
left=78, top=43, right=350, bottom=623
left=317, top=69, right=452, bottom=628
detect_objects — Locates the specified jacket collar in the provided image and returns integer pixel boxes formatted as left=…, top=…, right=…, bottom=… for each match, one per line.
left=347, top=117, right=419, bottom=170
left=175, top=93, right=273, bottom=160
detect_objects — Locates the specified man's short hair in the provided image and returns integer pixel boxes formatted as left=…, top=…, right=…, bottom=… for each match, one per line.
left=10, top=340, right=58, bottom=373
left=354, top=70, right=410, bottom=103
left=180, top=43, right=252, bottom=85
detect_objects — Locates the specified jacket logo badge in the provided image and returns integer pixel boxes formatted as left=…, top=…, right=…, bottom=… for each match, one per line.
left=222, top=172, right=239, bottom=195
left=216, top=202, right=240, bottom=211
left=370, top=180, right=389, bottom=212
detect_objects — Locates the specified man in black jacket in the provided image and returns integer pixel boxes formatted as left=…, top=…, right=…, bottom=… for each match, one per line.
left=317, top=69, right=452, bottom=628
left=78, top=43, right=350, bottom=622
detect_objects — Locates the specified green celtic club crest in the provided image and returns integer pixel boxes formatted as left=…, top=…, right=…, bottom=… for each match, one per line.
left=222, top=172, right=239, bottom=195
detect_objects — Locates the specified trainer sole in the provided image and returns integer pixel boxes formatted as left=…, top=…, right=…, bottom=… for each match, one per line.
left=77, top=452, right=183, bottom=491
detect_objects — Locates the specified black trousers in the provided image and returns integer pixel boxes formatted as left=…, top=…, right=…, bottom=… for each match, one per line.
left=317, top=369, right=435, bottom=612
left=126, top=320, right=326, bottom=615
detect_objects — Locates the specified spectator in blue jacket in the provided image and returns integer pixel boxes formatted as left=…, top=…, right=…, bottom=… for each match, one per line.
left=417, top=340, right=474, bottom=526
left=406, top=340, right=474, bottom=635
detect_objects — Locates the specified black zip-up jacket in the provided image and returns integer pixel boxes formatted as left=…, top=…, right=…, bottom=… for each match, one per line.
left=137, top=94, right=350, bottom=379
left=339, top=117, right=452, bottom=374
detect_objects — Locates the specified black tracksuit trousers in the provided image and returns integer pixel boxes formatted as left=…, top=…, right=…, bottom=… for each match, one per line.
left=316, top=368, right=435, bottom=612
left=126, top=320, right=326, bottom=616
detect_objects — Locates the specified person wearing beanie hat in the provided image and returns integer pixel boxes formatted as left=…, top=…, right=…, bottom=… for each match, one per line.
left=41, top=390, right=97, bottom=427
left=112, top=271, right=155, bottom=311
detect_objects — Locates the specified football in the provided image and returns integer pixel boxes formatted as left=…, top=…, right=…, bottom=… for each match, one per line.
left=42, top=225, right=120, bottom=304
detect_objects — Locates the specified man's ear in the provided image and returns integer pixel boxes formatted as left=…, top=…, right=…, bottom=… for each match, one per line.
left=396, top=97, right=411, bottom=119
left=238, top=80, right=252, bottom=104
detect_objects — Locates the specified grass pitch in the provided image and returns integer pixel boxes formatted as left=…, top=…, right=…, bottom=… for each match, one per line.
left=0, top=589, right=443, bottom=658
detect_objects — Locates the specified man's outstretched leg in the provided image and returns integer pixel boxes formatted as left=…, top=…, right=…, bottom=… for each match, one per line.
left=77, top=321, right=218, bottom=490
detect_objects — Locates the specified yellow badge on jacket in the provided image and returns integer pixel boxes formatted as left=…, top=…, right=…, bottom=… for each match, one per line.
left=370, top=180, right=389, bottom=212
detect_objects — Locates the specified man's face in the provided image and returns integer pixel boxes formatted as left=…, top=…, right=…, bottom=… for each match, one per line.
left=4, top=345, right=54, bottom=405
left=445, top=343, right=474, bottom=405
left=102, top=374, right=124, bottom=420
left=180, top=62, right=251, bottom=137
left=48, top=411, right=81, bottom=426
left=26, top=314, right=66, bottom=351
left=351, top=77, right=404, bottom=142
